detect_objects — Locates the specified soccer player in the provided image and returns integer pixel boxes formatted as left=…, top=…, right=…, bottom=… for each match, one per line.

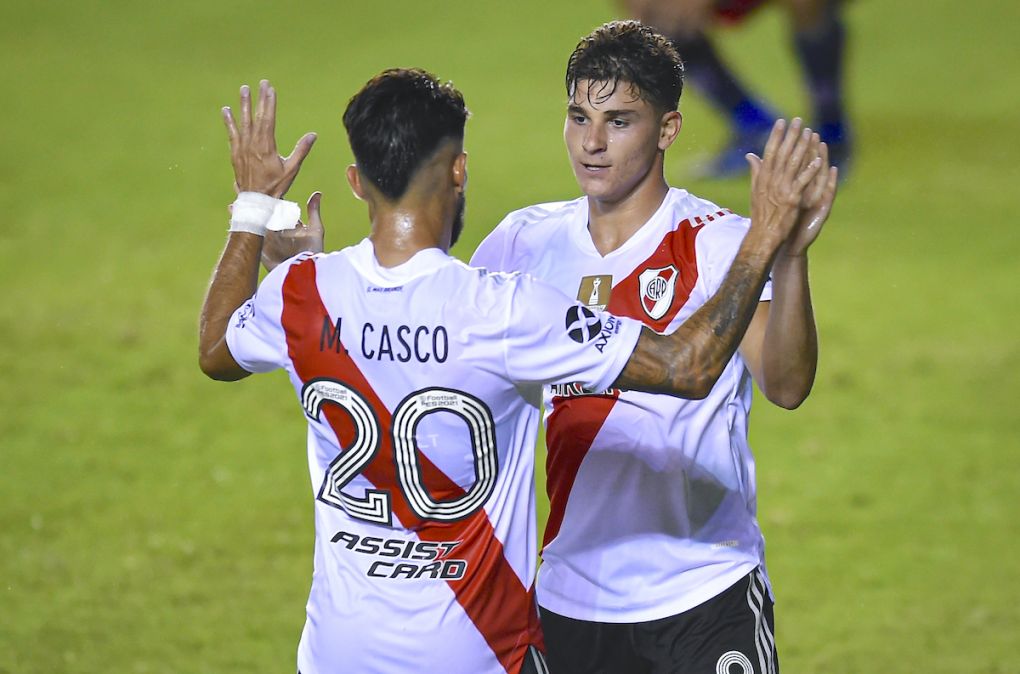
left=470, top=22, right=838, bottom=673
left=623, top=0, right=850, bottom=177
left=198, top=70, right=823, bottom=673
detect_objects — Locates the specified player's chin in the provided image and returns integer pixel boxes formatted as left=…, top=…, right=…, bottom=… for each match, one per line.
left=573, top=169, right=614, bottom=198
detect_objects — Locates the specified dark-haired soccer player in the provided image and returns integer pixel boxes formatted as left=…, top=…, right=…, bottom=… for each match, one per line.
left=199, top=70, right=823, bottom=672
left=624, top=0, right=850, bottom=177
left=471, top=21, right=837, bottom=673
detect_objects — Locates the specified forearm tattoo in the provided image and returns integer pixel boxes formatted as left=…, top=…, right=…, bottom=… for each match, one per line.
left=615, top=255, right=770, bottom=397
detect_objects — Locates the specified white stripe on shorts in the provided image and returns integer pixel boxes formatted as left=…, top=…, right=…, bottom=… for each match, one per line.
left=745, top=570, right=776, bottom=674
left=528, top=645, right=549, bottom=674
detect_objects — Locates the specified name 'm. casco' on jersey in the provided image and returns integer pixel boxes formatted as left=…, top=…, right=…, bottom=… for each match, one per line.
left=225, top=238, right=641, bottom=673
left=471, top=188, right=774, bottom=624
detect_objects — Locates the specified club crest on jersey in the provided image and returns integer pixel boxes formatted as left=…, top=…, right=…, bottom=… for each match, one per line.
left=638, top=265, right=678, bottom=320
left=565, top=305, right=602, bottom=343
left=577, top=274, right=613, bottom=310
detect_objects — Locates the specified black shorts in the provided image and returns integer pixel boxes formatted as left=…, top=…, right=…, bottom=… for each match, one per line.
left=299, top=645, right=547, bottom=674
left=539, top=569, right=777, bottom=674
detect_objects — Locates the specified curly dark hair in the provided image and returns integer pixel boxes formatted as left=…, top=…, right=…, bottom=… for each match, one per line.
left=343, top=68, right=469, bottom=201
left=565, top=20, right=684, bottom=112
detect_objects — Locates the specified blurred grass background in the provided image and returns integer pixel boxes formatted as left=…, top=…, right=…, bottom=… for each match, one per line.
left=1, top=1, right=1018, bottom=672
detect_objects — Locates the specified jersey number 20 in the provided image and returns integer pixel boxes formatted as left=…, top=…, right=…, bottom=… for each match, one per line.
left=300, top=378, right=499, bottom=526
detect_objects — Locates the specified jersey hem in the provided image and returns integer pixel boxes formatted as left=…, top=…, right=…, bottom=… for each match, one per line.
left=536, top=561, right=761, bottom=624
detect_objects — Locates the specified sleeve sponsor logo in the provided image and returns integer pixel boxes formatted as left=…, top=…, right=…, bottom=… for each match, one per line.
left=564, top=306, right=624, bottom=352
left=565, top=305, right=603, bottom=343
left=592, top=314, right=623, bottom=353
left=234, top=299, right=256, bottom=329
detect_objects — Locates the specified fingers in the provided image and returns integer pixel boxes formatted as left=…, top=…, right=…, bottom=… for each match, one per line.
left=803, top=140, right=829, bottom=206
left=745, top=153, right=762, bottom=187
left=227, top=79, right=314, bottom=195
left=771, top=118, right=802, bottom=177
left=255, top=79, right=269, bottom=126
left=239, top=84, right=252, bottom=135
left=760, top=119, right=787, bottom=173
left=283, top=132, right=318, bottom=181
left=250, top=80, right=279, bottom=155
left=792, top=155, right=823, bottom=194
left=264, top=81, right=277, bottom=140
left=798, top=133, right=821, bottom=176
left=253, top=80, right=276, bottom=142
left=817, top=166, right=839, bottom=217
left=778, top=117, right=802, bottom=154
left=306, top=191, right=324, bottom=232
left=222, top=106, right=238, bottom=144
left=781, top=122, right=813, bottom=184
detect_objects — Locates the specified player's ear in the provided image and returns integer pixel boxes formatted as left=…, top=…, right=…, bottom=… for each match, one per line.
left=452, top=152, right=468, bottom=194
left=658, top=111, right=682, bottom=151
left=346, top=164, right=366, bottom=201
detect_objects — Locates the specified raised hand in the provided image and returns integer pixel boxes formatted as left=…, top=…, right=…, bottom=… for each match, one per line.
left=744, top=118, right=824, bottom=248
left=262, top=192, right=326, bottom=271
left=222, top=80, right=316, bottom=197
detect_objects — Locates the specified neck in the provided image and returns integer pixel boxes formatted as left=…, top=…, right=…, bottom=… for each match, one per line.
left=368, top=196, right=450, bottom=268
left=586, top=166, right=670, bottom=257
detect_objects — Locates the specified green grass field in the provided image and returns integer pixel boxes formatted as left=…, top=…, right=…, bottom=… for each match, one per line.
left=2, top=1, right=1018, bottom=672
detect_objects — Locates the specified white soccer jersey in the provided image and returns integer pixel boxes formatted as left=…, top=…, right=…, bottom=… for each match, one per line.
left=471, top=188, right=773, bottom=623
left=225, top=239, right=641, bottom=673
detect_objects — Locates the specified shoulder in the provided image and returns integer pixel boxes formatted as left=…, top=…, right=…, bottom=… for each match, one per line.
left=665, top=189, right=749, bottom=249
left=500, top=198, right=581, bottom=229
left=471, top=197, right=583, bottom=269
left=482, top=197, right=581, bottom=242
left=258, top=250, right=320, bottom=293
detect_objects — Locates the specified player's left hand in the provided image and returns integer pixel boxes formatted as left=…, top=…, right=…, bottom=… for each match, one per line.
left=782, top=138, right=839, bottom=257
left=222, top=79, right=316, bottom=197
left=262, top=191, right=326, bottom=272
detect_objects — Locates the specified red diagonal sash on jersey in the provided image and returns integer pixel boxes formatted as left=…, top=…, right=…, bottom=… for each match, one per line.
left=280, top=258, right=539, bottom=674
left=544, top=218, right=706, bottom=548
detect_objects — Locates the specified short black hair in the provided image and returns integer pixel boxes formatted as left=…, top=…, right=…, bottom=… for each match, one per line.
left=343, top=68, right=469, bottom=201
left=565, top=20, right=684, bottom=112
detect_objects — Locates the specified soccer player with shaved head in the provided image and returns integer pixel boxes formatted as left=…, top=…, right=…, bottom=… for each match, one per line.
left=198, top=67, right=824, bottom=672
left=471, top=21, right=838, bottom=673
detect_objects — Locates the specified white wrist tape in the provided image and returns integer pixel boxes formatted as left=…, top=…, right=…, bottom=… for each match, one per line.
left=229, top=192, right=301, bottom=236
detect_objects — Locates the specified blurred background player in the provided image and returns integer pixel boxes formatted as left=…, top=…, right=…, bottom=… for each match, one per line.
left=472, top=21, right=837, bottom=673
left=198, top=71, right=823, bottom=673
left=624, top=0, right=850, bottom=177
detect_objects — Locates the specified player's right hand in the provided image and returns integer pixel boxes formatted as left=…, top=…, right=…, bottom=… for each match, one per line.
left=744, top=118, right=823, bottom=249
left=262, top=191, right=326, bottom=272
left=222, top=79, right=316, bottom=198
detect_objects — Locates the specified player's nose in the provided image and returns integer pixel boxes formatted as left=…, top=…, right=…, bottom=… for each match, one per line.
left=582, top=123, right=607, bottom=154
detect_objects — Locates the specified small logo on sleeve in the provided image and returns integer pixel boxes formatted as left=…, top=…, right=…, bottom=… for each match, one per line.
left=234, top=299, right=255, bottom=329
left=565, top=305, right=603, bottom=343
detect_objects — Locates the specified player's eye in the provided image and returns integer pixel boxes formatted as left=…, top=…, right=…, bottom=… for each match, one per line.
left=571, top=114, right=587, bottom=125
left=610, top=118, right=628, bottom=128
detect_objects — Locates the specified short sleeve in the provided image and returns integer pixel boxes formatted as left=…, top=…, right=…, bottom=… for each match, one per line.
left=500, top=274, right=642, bottom=392
left=224, top=260, right=294, bottom=373
left=697, top=215, right=773, bottom=302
